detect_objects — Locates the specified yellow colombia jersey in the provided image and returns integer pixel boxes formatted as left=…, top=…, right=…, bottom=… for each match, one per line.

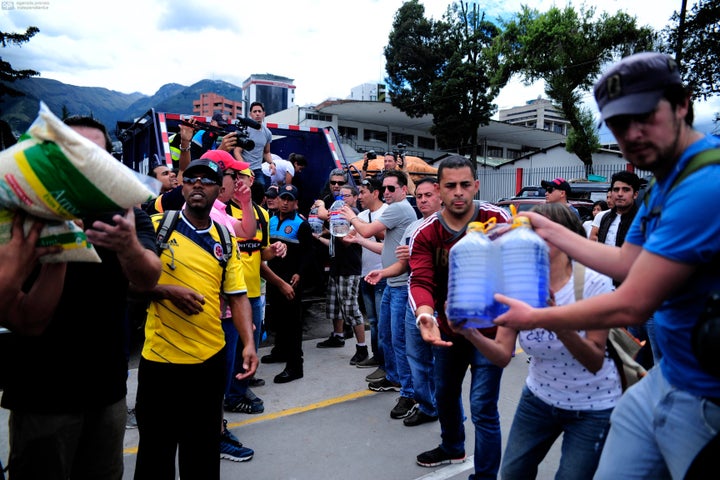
left=143, top=212, right=247, bottom=364
left=226, top=201, right=269, bottom=298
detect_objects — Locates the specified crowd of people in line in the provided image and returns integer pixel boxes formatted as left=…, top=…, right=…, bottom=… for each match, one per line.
left=1, top=51, right=719, bottom=479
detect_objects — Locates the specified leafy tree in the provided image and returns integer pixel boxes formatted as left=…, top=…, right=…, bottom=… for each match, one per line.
left=385, top=0, right=500, bottom=162
left=491, top=6, right=655, bottom=173
left=1, top=27, right=40, bottom=100
left=662, top=0, right=720, bottom=101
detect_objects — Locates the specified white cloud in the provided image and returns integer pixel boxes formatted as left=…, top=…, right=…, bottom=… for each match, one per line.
left=2, top=0, right=715, bottom=131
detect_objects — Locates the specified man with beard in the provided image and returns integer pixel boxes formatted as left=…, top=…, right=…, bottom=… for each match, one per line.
left=494, top=51, right=720, bottom=479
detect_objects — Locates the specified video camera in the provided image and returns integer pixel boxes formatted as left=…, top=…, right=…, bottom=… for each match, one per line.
left=180, top=116, right=261, bottom=151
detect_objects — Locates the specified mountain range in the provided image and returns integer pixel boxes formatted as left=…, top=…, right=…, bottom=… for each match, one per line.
left=0, top=77, right=245, bottom=140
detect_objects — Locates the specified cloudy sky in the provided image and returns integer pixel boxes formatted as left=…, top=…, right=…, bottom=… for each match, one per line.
left=2, top=0, right=717, bottom=136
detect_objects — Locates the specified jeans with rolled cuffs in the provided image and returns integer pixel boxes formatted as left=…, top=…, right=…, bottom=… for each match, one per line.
left=361, top=278, right=386, bottom=362
left=404, top=303, right=436, bottom=416
left=379, top=284, right=413, bottom=398
left=432, top=333, right=503, bottom=479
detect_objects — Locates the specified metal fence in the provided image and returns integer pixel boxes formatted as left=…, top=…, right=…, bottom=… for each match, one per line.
left=476, top=163, right=652, bottom=202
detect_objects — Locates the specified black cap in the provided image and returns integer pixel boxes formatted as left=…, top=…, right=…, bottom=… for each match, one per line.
left=212, top=113, right=228, bottom=127
left=541, top=178, right=571, bottom=193
left=183, top=159, right=223, bottom=185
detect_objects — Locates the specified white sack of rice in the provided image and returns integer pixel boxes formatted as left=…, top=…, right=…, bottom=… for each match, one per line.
left=0, top=209, right=101, bottom=263
left=0, top=101, right=158, bottom=221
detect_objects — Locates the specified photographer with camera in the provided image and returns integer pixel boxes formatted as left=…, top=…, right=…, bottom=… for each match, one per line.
left=221, top=102, right=275, bottom=189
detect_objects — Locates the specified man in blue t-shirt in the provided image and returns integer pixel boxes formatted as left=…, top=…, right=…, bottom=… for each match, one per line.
left=494, top=52, right=720, bottom=479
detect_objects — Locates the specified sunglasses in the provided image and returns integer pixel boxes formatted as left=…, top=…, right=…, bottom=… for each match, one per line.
left=224, top=171, right=237, bottom=180
left=329, top=180, right=345, bottom=186
left=545, top=186, right=555, bottom=193
left=381, top=185, right=397, bottom=193
left=183, top=176, right=218, bottom=186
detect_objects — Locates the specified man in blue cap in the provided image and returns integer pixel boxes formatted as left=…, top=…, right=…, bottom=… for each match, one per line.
left=494, top=52, right=720, bottom=478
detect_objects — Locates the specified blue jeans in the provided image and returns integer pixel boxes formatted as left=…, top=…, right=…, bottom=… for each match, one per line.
left=361, top=278, right=386, bottom=361
left=501, top=386, right=612, bottom=480
left=379, top=285, right=413, bottom=399
left=404, top=304, right=436, bottom=416
left=594, top=366, right=720, bottom=479
left=433, top=334, right=503, bottom=479
left=224, top=296, right=264, bottom=400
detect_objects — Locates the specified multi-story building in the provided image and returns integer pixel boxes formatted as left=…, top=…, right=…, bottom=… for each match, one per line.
left=192, top=93, right=243, bottom=119
left=498, top=97, right=570, bottom=136
left=242, top=74, right=295, bottom=116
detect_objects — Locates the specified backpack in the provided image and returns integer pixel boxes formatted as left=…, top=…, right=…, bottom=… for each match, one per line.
left=572, top=262, right=646, bottom=391
left=156, top=210, right=234, bottom=269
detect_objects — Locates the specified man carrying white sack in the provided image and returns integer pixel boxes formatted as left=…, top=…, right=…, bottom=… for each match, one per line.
left=1, top=115, right=162, bottom=480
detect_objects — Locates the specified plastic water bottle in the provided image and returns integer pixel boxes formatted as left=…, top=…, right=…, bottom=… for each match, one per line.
left=308, top=205, right=324, bottom=235
left=329, top=196, right=350, bottom=237
left=496, top=216, right=550, bottom=311
left=446, top=222, right=502, bottom=329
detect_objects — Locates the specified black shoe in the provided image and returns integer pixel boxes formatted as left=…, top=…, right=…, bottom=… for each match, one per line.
left=390, top=396, right=417, bottom=419
left=349, top=345, right=369, bottom=365
left=416, top=446, right=466, bottom=467
left=274, top=369, right=303, bottom=384
left=368, top=378, right=400, bottom=392
left=403, top=409, right=438, bottom=427
left=249, top=377, right=265, bottom=387
left=356, top=355, right=381, bottom=369
left=261, top=354, right=286, bottom=364
left=316, top=334, right=345, bottom=348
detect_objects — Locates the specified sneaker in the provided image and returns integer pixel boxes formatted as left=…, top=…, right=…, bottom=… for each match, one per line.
left=317, top=334, right=345, bottom=348
left=349, top=345, right=369, bottom=365
left=126, top=408, right=137, bottom=429
left=221, top=419, right=241, bottom=446
left=365, top=367, right=386, bottom=383
left=403, top=409, right=438, bottom=427
left=390, top=397, right=417, bottom=419
left=224, top=396, right=265, bottom=414
left=416, top=446, right=466, bottom=467
left=243, top=388, right=263, bottom=404
left=368, top=378, right=401, bottom=392
left=220, top=436, right=254, bottom=462
left=249, top=377, right=265, bottom=387
left=356, top=356, right=381, bottom=369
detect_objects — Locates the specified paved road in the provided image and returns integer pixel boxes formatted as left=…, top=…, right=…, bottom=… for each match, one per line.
left=1, top=302, right=561, bottom=479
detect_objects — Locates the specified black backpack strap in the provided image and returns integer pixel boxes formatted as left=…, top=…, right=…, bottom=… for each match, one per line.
left=156, top=210, right=181, bottom=249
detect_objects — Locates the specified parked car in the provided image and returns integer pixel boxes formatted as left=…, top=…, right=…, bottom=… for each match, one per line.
left=495, top=197, right=595, bottom=222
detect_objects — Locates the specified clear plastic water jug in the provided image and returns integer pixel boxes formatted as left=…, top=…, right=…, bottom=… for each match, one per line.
left=496, top=216, right=550, bottom=310
left=329, top=196, right=350, bottom=237
left=308, top=205, right=324, bottom=235
left=446, top=222, right=502, bottom=328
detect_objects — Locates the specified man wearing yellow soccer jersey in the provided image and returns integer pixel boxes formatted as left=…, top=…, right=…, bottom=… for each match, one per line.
left=134, top=159, right=258, bottom=480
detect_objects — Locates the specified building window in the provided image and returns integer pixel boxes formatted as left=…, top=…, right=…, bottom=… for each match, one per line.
left=417, top=136, right=435, bottom=150
left=507, top=149, right=523, bottom=160
left=305, top=113, right=333, bottom=122
left=339, top=126, right=358, bottom=140
left=364, top=129, right=387, bottom=145
left=486, top=146, right=503, bottom=158
left=392, top=133, right=414, bottom=147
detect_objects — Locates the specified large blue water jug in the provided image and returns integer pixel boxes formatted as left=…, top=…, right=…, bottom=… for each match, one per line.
left=496, top=216, right=550, bottom=310
left=446, top=222, right=502, bottom=329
